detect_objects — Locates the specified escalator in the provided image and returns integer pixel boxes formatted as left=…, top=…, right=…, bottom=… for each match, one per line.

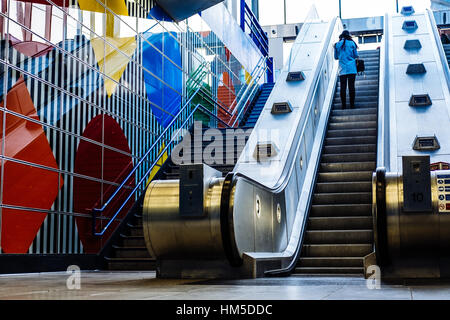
left=296, top=50, right=379, bottom=275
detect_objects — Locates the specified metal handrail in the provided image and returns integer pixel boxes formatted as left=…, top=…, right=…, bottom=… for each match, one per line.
left=376, top=14, right=389, bottom=171
left=92, top=100, right=229, bottom=236
left=242, top=2, right=269, bottom=56
left=229, top=58, right=269, bottom=127
left=226, top=55, right=265, bottom=113
left=227, top=55, right=267, bottom=117
left=91, top=84, right=203, bottom=236
left=427, top=9, right=450, bottom=90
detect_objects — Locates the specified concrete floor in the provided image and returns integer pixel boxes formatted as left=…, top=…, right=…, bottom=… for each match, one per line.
left=0, top=271, right=450, bottom=300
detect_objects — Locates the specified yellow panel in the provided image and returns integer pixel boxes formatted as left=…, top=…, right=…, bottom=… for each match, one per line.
left=77, top=0, right=128, bottom=16
left=147, top=144, right=168, bottom=186
left=91, top=36, right=137, bottom=97
left=244, top=68, right=252, bottom=85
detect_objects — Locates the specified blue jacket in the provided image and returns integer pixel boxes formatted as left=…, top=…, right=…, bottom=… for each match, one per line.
left=334, top=39, right=358, bottom=75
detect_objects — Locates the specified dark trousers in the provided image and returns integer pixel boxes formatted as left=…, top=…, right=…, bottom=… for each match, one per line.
left=339, top=74, right=356, bottom=109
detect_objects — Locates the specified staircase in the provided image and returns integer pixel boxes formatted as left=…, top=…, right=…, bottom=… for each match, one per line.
left=444, top=43, right=450, bottom=67
left=104, top=125, right=253, bottom=270
left=161, top=126, right=252, bottom=179
left=295, top=50, right=379, bottom=275
left=241, top=82, right=275, bottom=128
left=104, top=206, right=155, bottom=270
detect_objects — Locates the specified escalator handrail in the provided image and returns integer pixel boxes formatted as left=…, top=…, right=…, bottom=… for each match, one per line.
left=376, top=13, right=390, bottom=170
left=427, top=8, right=450, bottom=91
left=229, top=17, right=338, bottom=194
left=221, top=17, right=340, bottom=273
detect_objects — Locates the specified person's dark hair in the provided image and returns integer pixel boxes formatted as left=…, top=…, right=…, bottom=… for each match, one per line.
left=339, top=30, right=358, bottom=49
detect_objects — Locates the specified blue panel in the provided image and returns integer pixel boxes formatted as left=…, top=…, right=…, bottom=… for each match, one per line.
left=148, top=4, right=173, bottom=21
left=142, top=31, right=182, bottom=128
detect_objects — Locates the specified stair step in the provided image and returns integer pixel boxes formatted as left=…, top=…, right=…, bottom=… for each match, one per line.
left=321, top=152, right=376, bottom=163
left=120, top=234, right=146, bottom=247
left=112, top=246, right=151, bottom=258
left=106, top=257, right=156, bottom=271
left=330, top=114, right=377, bottom=123
left=313, top=192, right=372, bottom=205
left=310, top=204, right=372, bottom=217
left=337, top=79, right=378, bottom=87
left=307, top=216, right=373, bottom=230
left=334, top=89, right=379, bottom=97
left=327, top=128, right=376, bottom=138
left=320, top=161, right=375, bottom=173
left=336, top=83, right=379, bottom=91
left=333, top=102, right=378, bottom=109
left=301, top=244, right=373, bottom=257
left=333, top=96, right=379, bottom=104
left=323, top=144, right=376, bottom=154
left=315, top=181, right=372, bottom=193
left=317, top=171, right=373, bottom=182
left=329, top=121, right=377, bottom=130
left=294, top=266, right=364, bottom=274
left=325, top=136, right=376, bottom=145
left=127, top=224, right=144, bottom=236
left=304, top=229, right=373, bottom=244
left=297, top=257, right=364, bottom=267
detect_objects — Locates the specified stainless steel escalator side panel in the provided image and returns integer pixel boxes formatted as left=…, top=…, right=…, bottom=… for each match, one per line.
left=227, top=17, right=342, bottom=274
left=372, top=9, right=450, bottom=278
left=143, top=176, right=225, bottom=259
left=378, top=170, right=446, bottom=278
left=384, top=10, right=450, bottom=173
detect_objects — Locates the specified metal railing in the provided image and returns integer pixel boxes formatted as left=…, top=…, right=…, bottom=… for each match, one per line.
left=240, top=1, right=269, bottom=57
left=240, top=1, right=273, bottom=83
left=229, top=56, right=269, bottom=127
left=376, top=13, right=390, bottom=171
left=91, top=84, right=201, bottom=236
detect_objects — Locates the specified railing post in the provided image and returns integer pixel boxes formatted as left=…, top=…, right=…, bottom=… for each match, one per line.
left=266, top=57, right=274, bottom=83
left=240, top=0, right=246, bottom=33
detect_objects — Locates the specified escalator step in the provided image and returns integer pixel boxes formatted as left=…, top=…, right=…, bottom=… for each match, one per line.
left=294, top=266, right=364, bottom=274
left=315, top=181, right=372, bottom=193
left=297, top=257, right=363, bottom=268
left=301, top=244, right=372, bottom=257
left=325, top=136, right=376, bottom=145
left=317, top=171, right=373, bottom=182
left=307, top=216, right=373, bottom=230
left=329, top=114, right=377, bottom=123
left=312, top=192, right=372, bottom=205
left=310, top=204, right=372, bottom=217
left=304, top=229, right=373, bottom=244
left=321, top=152, right=376, bottom=163
left=323, top=144, right=376, bottom=154
left=328, top=121, right=377, bottom=130
left=320, top=161, right=375, bottom=173
left=326, top=128, right=376, bottom=138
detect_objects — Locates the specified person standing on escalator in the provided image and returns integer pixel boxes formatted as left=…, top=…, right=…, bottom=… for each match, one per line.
left=334, top=30, right=359, bottom=109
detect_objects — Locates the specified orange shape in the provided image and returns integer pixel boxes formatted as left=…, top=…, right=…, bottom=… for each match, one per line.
left=0, top=78, right=63, bottom=253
